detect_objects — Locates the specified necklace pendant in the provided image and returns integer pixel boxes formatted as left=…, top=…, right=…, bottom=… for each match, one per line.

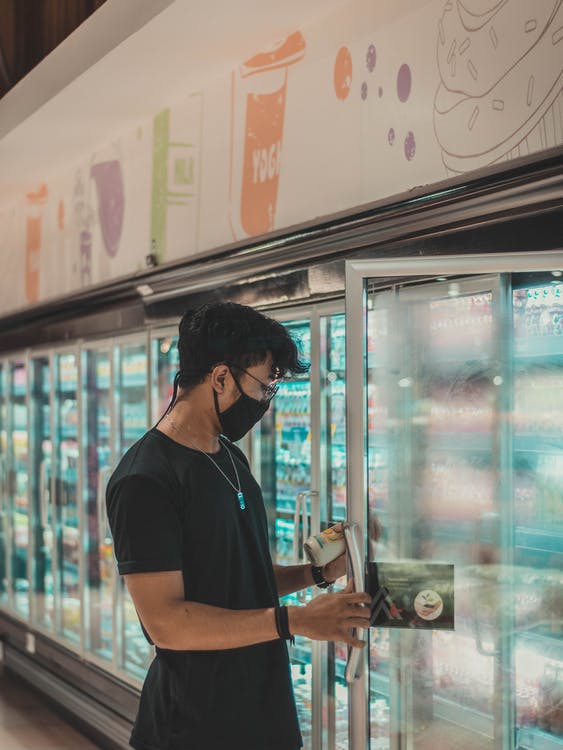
left=237, top=491, right=246, bottom=510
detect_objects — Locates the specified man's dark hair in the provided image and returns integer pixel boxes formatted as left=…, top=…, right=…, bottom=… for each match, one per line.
left=176, top=302, right=309, bottom=390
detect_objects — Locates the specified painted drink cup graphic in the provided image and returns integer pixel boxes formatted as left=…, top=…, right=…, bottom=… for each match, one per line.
left=230, top=31, right=305, bottom=239
left=25, top=184, right=48, bottom=303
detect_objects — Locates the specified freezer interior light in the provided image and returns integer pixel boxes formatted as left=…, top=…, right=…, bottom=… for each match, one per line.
left=136, top=284, right=154, bottom=297
left=551, top=270, right=562, bottom=277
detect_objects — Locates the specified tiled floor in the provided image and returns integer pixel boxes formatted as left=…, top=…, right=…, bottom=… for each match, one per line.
left=0, top=669, right=105, bottom=750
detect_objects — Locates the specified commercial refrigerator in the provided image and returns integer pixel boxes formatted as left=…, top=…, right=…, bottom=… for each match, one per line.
left=0, top=361, right=8, bottom=609
left=82, top=343, right=114, bottom=667
left=29, top=352, right=54, bottom=635
left=9, top=359, right=30, bottom=621
left=344, top=253, right=563, bottom=750
left=251, top=308, right=350, bottom=750
left=113, top=337, right=151, bottom=681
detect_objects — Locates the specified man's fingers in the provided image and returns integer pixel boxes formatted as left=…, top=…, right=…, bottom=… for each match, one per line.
left=341, top=593, right=372, bottom=605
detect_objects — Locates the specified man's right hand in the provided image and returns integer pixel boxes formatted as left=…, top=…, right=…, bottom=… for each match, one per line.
left=288, top=579, right=371, bottom=648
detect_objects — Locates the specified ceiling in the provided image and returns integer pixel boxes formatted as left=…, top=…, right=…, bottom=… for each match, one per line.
left=0, top=0, right=345, bottom=206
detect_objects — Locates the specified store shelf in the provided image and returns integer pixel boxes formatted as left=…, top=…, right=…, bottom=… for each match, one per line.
left=514, top=435, right=563, bottom=454
left=515, top=340, right=563, bottom=360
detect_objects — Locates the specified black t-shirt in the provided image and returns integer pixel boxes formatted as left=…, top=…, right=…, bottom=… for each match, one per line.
left=106, top=428, right=302, bottom=750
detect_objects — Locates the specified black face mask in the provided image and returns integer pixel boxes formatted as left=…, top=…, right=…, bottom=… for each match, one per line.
left=213, top=373, right=270, bottom=442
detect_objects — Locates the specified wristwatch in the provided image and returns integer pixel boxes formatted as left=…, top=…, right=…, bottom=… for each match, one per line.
left=311, top=565, right=332, bottom=589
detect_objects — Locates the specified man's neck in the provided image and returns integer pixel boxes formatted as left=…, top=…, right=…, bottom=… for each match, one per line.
left=158, top=394, right=221, bottom=453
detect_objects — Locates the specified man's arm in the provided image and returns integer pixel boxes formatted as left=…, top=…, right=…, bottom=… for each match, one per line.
left=273, top=564, right=316, bottom=596
left=125, top=569, right=370, bottom=651
left=274, top=551, right=347, bottom=596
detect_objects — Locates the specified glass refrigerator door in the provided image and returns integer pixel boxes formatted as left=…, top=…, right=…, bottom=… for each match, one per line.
left=9, top=360, right=29, bottom=620
left=346, top=257, right=563, bottom=750
left=82, top=347, right=114, bottom=665
left=54, top=352, right=81, bottom=645
left=150, top=334, right=179, bottom=424
left=319, top=312, right=351, bottom=750
left=115, top=340, right=150, bottom=681
left=30, top=355, right=54, bottom=632
left=0, top=362, right=8, bottom=609
left=512, top=276, right=563, bottom=750
left=256, top=319, right=314, bottom=747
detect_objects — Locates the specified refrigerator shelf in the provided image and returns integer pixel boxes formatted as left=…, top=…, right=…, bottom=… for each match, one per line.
left=518, top=726, right=563, bottom=750
left=515, top=341, right=563, bottom=360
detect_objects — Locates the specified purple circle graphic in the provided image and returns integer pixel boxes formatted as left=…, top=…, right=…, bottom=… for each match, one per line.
left=388, top=128, right=395, bottom=145
left=378, top=86, right=383, bottom=98
left=397, top=64, right=412, bottom=102
left=361, top=82, right=368, bottom=100
left=404, top=131, right=416, bottom=160
left=366, top=44, right=376, bottom=73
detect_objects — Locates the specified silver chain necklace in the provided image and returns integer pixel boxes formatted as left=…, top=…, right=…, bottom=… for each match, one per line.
left=166, top=415, right=246, bottom=510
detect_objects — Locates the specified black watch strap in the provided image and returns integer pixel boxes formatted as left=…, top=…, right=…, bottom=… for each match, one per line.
left=311, top=565, right=331, bottom=589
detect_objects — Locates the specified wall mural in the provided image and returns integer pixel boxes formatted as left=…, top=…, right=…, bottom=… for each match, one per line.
left=229, top=32, right=306, bottom=240
left=150, top=92, right=202, bottom=263
left=434, top=0, right=563, bottom=173
left=24, top=184, right=48, bottom=303
left=0, top=0, right=561, bottom=315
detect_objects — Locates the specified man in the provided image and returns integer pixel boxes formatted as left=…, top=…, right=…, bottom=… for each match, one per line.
left=106, top=302, right=370, bottom=750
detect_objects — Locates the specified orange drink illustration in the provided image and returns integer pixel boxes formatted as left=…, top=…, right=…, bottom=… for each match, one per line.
left=25, top=184, right=48, bottom=303
left=230, top=32, right=305, bottom=239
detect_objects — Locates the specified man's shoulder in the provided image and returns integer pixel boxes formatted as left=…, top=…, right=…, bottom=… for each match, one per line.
left=109, top=428, right=184, bottom=493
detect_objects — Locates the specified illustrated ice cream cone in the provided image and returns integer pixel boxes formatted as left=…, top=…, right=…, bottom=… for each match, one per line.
left=434, top=0, right=563, bottom=174
left=25, top=184, right=48, bottom=303
left=229, top=31, right=306, bottom=239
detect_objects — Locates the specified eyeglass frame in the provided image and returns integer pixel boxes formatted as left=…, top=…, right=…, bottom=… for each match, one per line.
left=229, top=364, right=281, bottom=402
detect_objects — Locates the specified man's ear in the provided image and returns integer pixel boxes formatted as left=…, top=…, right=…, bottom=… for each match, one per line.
left=210, top=364, right=229, bottom=393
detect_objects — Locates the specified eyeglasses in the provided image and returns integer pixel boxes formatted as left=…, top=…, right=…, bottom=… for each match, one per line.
left=230, top=365, right=281, bottom=402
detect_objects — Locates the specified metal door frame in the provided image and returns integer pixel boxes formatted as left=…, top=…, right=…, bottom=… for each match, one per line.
left=345, top=251, right=563, bottom=750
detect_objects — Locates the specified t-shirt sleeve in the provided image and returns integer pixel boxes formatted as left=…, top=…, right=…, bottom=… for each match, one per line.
left=106, top=474, right=183, bottom=575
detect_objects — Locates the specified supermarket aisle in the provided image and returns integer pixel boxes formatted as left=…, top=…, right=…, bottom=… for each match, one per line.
left=0, top=669, right=104, bottom=750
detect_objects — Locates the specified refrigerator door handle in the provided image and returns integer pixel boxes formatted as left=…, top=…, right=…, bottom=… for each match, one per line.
left=344, top=521, right=367, bottom=683
left=39, top=458, right=51, bottom=528
left=0, top=455, right=5, bottom=513
left=293, top=492, right=311, bottom=603
left=97, top=467, right=112, bottom=541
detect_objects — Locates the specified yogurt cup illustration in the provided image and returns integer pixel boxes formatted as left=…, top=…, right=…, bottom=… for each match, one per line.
left=25, top=184, right=48, bottom=303
left=229, top=31, right=306, bottom=239
left=434, top=0, right=563, bottom=173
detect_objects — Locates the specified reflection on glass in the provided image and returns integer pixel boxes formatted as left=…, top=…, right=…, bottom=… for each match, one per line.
left=10, top=361, right=29, bottom=619
left=30, top=356, right=54, bottom=631
left=116, top=342, right=150, bottom=680
left=362, top=274, right=563, bottom=750
left=54, top=353, right=81, bottom=644
left=513, top=279, right=563, bottom=748
left=366, top=281, right=498, bottom=750
left=0, top=363, right=7, bottom=607
left=83, top=348, right=113, bottom=663
left=151, top=335, right=179, bottom=424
